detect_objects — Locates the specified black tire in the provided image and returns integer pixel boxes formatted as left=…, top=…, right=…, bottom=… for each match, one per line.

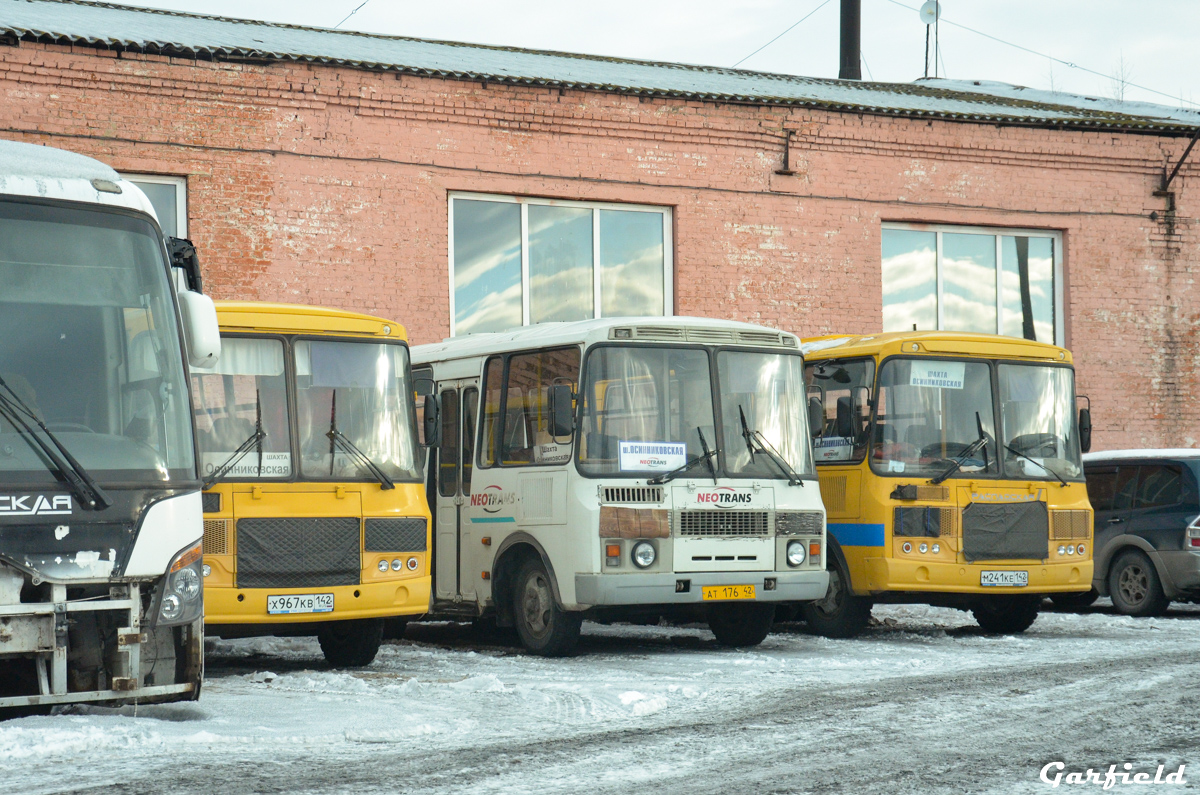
left=1108, top=550, right=1170, bottom=617
left=512, top=558, right=581, bottom=657
left=381, top=617, right=409, bottom=640
left=708, top=602, right=775, bottom=647
left=972, top=595, right=1041, bottom=634
left=317, top=619, right=384, bottom=667
left=801, top=557, right=872, bottom=639
left=1050, top=588, right=1100, bottom=609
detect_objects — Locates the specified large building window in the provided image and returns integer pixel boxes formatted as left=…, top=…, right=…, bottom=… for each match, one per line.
left=121, top=174, right=187, bottom=238
left=449, top=194, right=672, bottom=336
left=882, top=224, right=1063, bottom=344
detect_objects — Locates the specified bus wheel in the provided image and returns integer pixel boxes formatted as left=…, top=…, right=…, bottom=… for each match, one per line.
left=317, top=619, right=384, bottom=668
left=708, top=603, right=775, bottom=647
left=972, top=595, right=1041, bottom=634
left=1108, top=551, right=1170, bottom=617
left=801, top=562, right=871, bottom=639
left=512, top=558, right=581, bottom=657
left=1050, top=588, right=1099, bottom=610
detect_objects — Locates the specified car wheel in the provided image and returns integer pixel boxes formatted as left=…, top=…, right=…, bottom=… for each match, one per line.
left=317, top=619, right=384, bottom=668
left=800, top=559, right=872, bottom=639
left=708, top=603, right=775, bottom=647
left=512, top=557, right=581, bottom=657
left=972, top=595, right=1041, bottom=634
left=1108, top=550, right=1170, bottom=617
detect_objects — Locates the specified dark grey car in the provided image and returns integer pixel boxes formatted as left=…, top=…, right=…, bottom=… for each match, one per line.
left=1070, top=451, right=1200, bottom=616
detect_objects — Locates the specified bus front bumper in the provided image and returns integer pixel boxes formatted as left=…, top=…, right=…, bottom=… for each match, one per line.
left=204, top=577, right=431, bottom=624
left=574, top=570, right=828, bottom=607
left=857, top=557, right=1093, bottom=595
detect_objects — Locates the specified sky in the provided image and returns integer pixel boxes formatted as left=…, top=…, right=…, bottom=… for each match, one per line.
left=109, top=0, right=1200, bottom=110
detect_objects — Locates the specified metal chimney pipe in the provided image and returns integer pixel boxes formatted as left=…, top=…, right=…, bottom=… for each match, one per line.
left=839, top=0, right=862, bottom=80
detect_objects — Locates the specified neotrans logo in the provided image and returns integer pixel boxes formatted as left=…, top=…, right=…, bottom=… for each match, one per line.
left=695, top=487, right=753, bottom=509
left=0, top=494, right=73, bottom=517
left=469, top=485, right=517, bottom=514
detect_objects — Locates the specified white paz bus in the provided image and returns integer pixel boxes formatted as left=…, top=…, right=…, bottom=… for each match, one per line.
left=0, top=140, right=220, bottom=713
left=412, top=317, right=828, bottom=655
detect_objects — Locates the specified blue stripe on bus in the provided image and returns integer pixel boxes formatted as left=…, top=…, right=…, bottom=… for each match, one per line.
left=470, top=516, right=516, bottom=523
left=828, top=522, right=886, bottom=547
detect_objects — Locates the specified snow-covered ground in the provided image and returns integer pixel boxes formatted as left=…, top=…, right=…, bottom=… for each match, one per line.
left=3, top=602, right=1199, bottom=794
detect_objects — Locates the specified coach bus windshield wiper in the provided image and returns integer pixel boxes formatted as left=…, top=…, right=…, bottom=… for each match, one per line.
left=326, top=390, right=394, bottom=491
left=647, top=427, right=718, bottom=486
left=0, top=374, right=112, bottom=510
left=738, top=405, right=803, bottom=486
left=203, top=390, right=266, bottom=490
left=1003, top=443, right=1068, bottom=487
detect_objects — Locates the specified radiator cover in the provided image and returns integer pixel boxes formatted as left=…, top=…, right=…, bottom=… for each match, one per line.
left=961, top=502, right=1049, bottom=562
left=236, top=517, right=360, bottom=588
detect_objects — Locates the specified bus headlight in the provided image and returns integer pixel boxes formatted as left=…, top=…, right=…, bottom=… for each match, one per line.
left=631, top=541, right=656, bottom=569
left=157, top=542, right=203, bottom=627
left=786, top=540, right=806, bottom=567
left=1057, top=545, right=1067, bottom=556
left=378, top=559, right=389, bottom=572
left=392, top=558, right=404, bottom=571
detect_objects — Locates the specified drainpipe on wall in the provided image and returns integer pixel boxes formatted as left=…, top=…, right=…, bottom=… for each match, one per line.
left=839, top=0, right=862, bottom=81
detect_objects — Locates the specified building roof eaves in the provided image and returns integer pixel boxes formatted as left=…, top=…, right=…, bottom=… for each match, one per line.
left=4, top=0, right=1200, bottom=135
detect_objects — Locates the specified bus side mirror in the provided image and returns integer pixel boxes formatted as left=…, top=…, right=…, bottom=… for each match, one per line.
left=835, top=396, right=853, bottom=438
left=851, top=386, right=871, bottom=443
left=177, top=290, right=221, bottom=369
left=549, top=384, right=575, bottom=438
left=1079, top=408, right=1092, bottom=453
left=168, top=237, right=204, bottom=294
left=422, top=394, right=439, bottom=448
left=807, top=396, right=823, bottom=438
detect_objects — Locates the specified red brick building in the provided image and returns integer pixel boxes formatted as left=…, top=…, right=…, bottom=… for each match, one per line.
left=1, top=1, right=1197, bottom=450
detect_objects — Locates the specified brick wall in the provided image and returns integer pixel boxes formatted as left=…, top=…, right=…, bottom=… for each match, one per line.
left=1, top=40, right=1196, bottom=450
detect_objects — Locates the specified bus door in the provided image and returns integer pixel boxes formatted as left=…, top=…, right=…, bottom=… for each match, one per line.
left=434, top=382, right=479, bottom=603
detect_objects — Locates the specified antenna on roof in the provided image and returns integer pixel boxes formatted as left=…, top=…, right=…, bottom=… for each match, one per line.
left=920, top=1, right=941, bottom=79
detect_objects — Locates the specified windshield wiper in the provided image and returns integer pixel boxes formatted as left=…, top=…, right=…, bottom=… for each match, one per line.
left=1004, top=442, right=1068, bottom=487
left=647, top=427, right=719, bottom=486
left=202, top=390, right=266, bottom=491
left=930, top=412, right=990, bottom=486
left=0, top=375, right=111, bottom=510
left=738, top=405, right=804, bottom=486
left=326, top=390, right=394, bottom=490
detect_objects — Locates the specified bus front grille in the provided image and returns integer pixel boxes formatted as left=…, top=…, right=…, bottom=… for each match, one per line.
left=1050, top=510, right=1091, bottom=540
left=675, top=510, right=770, bottom=537
left=236, top=517, right=360, bottom=589
left=601, top=486, right=663, bottom=504
left=775, top=511, right=824, bottom=536
left=202, top=520, right=229, bottom=555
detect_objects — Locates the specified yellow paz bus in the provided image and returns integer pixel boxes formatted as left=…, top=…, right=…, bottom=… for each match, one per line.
left=801, top=331, right=1094, bottom=636
left=192, top=302, right=430, bottom=666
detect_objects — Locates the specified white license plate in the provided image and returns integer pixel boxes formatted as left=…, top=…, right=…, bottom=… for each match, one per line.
left=267, top=593, right=334, bottom=615
left=980, top=571, right=1028, bottom=587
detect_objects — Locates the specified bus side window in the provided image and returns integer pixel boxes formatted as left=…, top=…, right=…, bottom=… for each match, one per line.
left=479, top=356, right=503, bottom=468
left=462, top=387, right=478, bottom=493
left=501, top=347, right=581, bottom=467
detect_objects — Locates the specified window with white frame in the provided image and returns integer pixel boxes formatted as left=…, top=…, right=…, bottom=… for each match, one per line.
left=449, top=194, right=673, bottom=336
left=881, top=223, right=1063, bottom=344
left=121, top=174, right=187, bottom=239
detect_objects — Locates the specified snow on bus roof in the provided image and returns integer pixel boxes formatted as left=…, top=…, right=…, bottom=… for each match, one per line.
left=1083, top=449, right=1200, bottom=462
left=0, top=137, right=119, bottom=181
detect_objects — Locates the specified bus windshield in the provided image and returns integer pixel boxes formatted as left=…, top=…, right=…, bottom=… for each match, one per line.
left=717, top=350, right=813, bottom=478
left=577, top=345, right=812, bottom=479
left=294, top=340, right=421, bottom=482
left=191, top=337, right=292, bottom=480
left=872, top=358, right=999, bottom=478
left=0, top=199, right=195, bottom=484
left=998, top=363, right=1083, bottom=481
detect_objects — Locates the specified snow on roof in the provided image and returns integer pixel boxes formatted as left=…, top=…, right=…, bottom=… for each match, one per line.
left=0, top=136, right=119, bottom=181
left=4, top=0, right=1200, bottom=134
left=1083, top=449, right=1200, bottom=463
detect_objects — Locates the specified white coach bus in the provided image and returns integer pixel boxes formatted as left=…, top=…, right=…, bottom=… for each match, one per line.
left=412, top=317, right=828, bottom=655
left=0, top=139, right=219, bottom=713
